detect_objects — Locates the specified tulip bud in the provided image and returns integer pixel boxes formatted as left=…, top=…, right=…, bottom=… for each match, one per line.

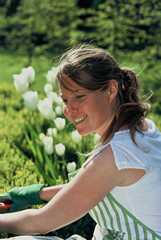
left=47, top=128, right=57, bottom=137
left=47, top=92, right=58, bottom=103
left=42, top=136, right=53, bottom=146
left=22, top=91, right=38, bottom=111
left=44, top=83, right=53, bottom=94
left=55, top=106, right=63, bottom=116
left=52, top=128, right=57, bottom=137
left=42, top=136, right=54, bottom=155
left=55, top=143, right=65, bottom=156
left=44, top=144, right=54, bottom=155
left=21, top=66, right=35, bottom=83
left=45, top=67, right=58, bottom=85
left=47, top=128, right=53, bottom=137
left=13, top=73, right=29, bottom=93
left=54, top=117, right=66, bottom=130
left=51, top=66, right=59, bottom=73
left=67, top=162, right=76, bottom=173
left=93, top=133, right=101, bottom=144
left=39, top=133, right=45, bottom=141
left=55, top=96, right=63, bottom=106
left=71, top=130, right=82, bottom=144
left=38, top=98, right=55, bottom=120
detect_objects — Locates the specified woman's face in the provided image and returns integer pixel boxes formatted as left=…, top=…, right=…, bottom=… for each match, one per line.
left=59, top=76, right=116, bottom=137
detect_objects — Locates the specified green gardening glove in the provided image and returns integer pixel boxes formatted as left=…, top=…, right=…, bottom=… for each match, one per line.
left=0, top=184, right=46, bottom=213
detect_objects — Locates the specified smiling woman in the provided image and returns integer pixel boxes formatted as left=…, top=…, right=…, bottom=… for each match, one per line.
left=59, top=76, right=114, bottom=136
left=0, top=44, right=161, bottom=240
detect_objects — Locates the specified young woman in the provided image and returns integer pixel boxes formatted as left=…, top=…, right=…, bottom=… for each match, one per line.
left=0, top=45, right=161, bottom=240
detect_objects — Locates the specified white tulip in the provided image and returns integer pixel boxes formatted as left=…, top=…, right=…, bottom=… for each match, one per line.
left=45, top=70, right=54, bottom=84
left=71, top=130, right=82, bottom=144
left=39, top=133, right=45, bottom=141
left=47, top=91, right=58, bottom=103
left=52, top=128, right=57, bottom=137
left=42, top=136, right=54, bottom=154
left=38, top=98, right=55, bottom=120
left=44, top=144, right=54, bottom=155
left=67, top=162, right=76, bottom=173
left=47, top=128, right=57, bottom=137
left=44, top=83, right=53, bottom=94
left=55, top=96, right=63, bottom=106
left=42, top=136, right=53, bottom=146
left=51, top=66, right=59, bottom=73
left=22, top=91, right=38, bottom=111
left=47, top=128, right=53, bottom=137
left=21, top=66, right=35, bottom=83
left=55, top=143, right=65, bottom=156
left=45, top=67, right=58, bottom=85
left=93, top=133, right=101, bottom=144
left=13, top=73, right=29, bottom=93
left=55, top=106, right=63, bottom=116
left=54, top=117, right=66, bottom=130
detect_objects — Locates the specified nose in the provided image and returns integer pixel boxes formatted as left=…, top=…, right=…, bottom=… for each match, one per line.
left=63, top=101, right=77, bottom=117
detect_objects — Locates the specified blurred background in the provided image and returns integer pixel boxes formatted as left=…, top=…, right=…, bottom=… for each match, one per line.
left=0, top=0, right=161, bottom=111
left=0, top=0, right=161, bottom=239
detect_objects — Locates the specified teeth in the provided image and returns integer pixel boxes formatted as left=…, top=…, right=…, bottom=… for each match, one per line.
left=74, top=116, right=86, bottom=123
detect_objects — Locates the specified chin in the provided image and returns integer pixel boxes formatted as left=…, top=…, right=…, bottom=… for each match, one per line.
left=77, top=129, right=92, bottom=136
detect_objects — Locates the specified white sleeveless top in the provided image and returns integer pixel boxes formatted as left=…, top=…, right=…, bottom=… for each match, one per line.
left=83, top=119, right=161, bottom=239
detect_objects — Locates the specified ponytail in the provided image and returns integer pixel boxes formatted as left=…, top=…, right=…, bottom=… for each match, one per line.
left=102, top=68, right=150, bottom=147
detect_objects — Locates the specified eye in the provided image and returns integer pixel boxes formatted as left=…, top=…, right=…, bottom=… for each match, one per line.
left=62, top=98, right=67, bottom=104
left=76, top=95, right=85, bottom=100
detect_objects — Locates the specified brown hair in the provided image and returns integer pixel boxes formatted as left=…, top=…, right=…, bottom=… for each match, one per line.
left=56, top=44, right=150, bottom=147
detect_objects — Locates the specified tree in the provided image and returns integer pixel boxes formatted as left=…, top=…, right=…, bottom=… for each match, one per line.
left=0, top=0, right=79, bottom=64
left=84, top=0, right=161, bottom=58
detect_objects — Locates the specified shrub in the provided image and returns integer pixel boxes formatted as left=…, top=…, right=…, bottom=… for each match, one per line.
left=0, top=83, right=44, bottom=191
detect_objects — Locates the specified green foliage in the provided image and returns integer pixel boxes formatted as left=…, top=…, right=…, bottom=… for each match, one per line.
left=83, top=0, right=161, bottom=57
left=0, top=83, right=44, bottom=191
left=0, top=0, right=161, bottom=75
left=0, top=0, right=80, bottom=64
left=115, top=51, right=161, bottom=115
left=148, top=113, right=161, bottom=131
left=140, top=62, right=161, bottom=114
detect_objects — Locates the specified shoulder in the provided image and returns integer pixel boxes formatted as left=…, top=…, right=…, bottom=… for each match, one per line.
left=82, top=143, right=146, bottom=187
left=82, top=145, right=124, bottom=189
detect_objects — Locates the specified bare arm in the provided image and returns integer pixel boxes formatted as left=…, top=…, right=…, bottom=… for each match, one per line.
left=0, top=145, right=123, bottom=235
left=40, top=184, right=66, bottom=202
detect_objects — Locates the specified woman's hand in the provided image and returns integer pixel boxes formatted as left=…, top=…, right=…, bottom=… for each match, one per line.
left=0, top=184, right=45, bottom=212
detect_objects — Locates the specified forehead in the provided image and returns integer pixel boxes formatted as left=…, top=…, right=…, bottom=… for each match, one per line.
left=59, top=76, right=86, bottom=94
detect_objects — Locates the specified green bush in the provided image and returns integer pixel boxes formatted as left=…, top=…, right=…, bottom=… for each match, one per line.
left=0, top=83, right=44, bottom=191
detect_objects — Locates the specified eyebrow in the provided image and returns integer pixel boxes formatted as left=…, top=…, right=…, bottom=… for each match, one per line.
left=71, top=89, right=83, bottom=93
left=60, top=89, right=84, bottom=97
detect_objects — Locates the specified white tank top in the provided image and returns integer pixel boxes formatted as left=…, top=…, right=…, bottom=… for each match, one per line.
left=83, top=119, right=161, bottom=239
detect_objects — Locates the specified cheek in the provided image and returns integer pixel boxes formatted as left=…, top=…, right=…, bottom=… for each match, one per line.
left=63, top=105, right=68, bottom=117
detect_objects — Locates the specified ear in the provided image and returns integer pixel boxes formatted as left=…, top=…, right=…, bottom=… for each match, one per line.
left=107, top=79, right=118, bottom=102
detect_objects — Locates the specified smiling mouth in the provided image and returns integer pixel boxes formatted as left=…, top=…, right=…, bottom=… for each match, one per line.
left=74, top=115, right=87, bottom=123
